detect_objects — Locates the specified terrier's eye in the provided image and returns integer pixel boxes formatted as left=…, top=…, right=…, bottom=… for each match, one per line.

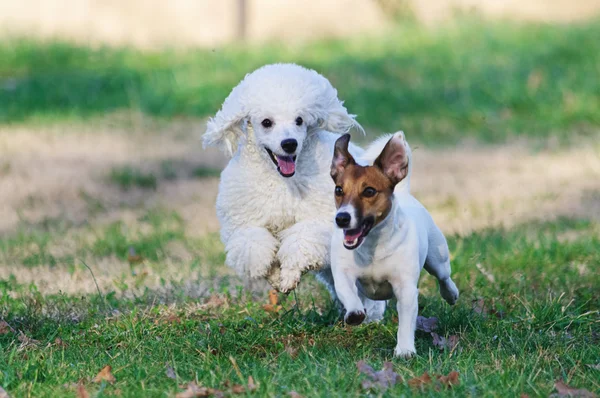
left=295, top=116, right=303, bottom=126
left=363, top=187, right=377, bottom=197
left=261, top=119, right=273, bottom=128
left=335, top=186, right=344, bottom=197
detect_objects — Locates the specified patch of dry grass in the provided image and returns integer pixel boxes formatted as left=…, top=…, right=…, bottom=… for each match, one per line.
left=1, top=117, right=599, bottom=294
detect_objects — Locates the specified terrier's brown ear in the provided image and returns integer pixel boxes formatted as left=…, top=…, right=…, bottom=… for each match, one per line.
left=331, top=134, right=355, bottom=180
left=374, top=135, right=409, bottom=186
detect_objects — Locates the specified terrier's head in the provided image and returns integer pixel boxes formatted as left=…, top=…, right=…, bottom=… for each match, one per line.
left=330, top=133, right=409, bottom=250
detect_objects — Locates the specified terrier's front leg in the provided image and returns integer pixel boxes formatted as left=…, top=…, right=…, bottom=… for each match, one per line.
left=333, top=269, right=366, bottom=325
left=393, top=283, right=419, bottom=358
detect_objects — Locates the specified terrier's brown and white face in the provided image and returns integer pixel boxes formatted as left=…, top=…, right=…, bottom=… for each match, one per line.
left=330, top=134, right=409, bottom=250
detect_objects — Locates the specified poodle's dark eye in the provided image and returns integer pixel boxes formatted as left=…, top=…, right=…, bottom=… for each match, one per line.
left=295, top=117, right=303, bottom=126
left=363, top=187, right=377, bottom=198
left=335, top=186, right=344, bottom=197
left=261, top=119, right=273, bottom=128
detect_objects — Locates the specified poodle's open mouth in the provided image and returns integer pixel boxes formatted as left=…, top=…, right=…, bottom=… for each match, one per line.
left=343, top=217, right=374, bottom=250
left=265, top=147, right=297, bottom=177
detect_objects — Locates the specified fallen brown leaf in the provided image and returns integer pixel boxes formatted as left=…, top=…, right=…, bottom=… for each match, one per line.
left=408, top=372, right=433, bottom=390
left=357, top=361, right=401, bottom=391
left=431, top=332, right=459, bottom=351
left=0, top=320, right=13, bottom=335
left=17, top=331, right=40, bottom=349
left=76, top=383, right=90, bottom=398
left=551, top=380, right=596, bottom=398
left=176, top=383, right=222, bottom=398
left=262, top=304, right=282, bottom=313
left=408, top=371, right=460, bottom=391
left=520, top=394, right=530, bottom=398
left=437, top=371, right=460, bottom=389
left=285, top=344, right=299, bottom=358
left=165, top=363, right=177, bottom=380
left=471, top=298, right=504, bottom=319
left=247, top=376, right=258, bottom=392
left=268, top=290, right=279, bottom=306
left=0, top=386, right=11, bottom=398
left=54, top=338, right=68, bottom=348
left=472, top=298, right=486, bottom=315
left=289, top=392, right=304, bottom=398
left=416, top=316, right=438, bottom=333
left=94, top=365, right=116, bottom=384
left=202, top=295, right=229, bottom=310
left=230, top=385, right=245, bottom=394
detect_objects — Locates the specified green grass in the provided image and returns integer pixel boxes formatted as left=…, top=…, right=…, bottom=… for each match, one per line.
left=109, top=166, right=158, bottom=190
left=1, top=217, right=598, bottom=397
left=1, top=19, right=600, bottom=144
left=191, top=166, right=222, bottom=179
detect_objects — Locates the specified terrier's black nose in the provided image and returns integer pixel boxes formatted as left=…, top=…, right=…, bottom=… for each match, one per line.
left=335, top=212, right=351, bottom=228
left=281, top=139, right=298, bottom=154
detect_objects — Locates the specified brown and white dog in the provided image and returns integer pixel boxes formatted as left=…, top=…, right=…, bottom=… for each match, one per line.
left=329, top=132, right=459, bottom=357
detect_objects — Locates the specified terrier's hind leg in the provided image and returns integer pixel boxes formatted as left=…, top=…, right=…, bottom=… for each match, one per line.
left=424, top=228, right=459, bottom=305
left=359, top=292, right=386, bottom=324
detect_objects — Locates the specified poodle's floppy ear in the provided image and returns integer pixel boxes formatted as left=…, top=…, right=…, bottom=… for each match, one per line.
left=202, top=85, right=248, bottom=157
left=318, top=98, right=365, bottom=136
left=331, top=133, right=355, bottom=180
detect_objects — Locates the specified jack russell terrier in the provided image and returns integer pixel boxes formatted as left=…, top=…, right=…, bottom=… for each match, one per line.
left=329, top=132, right=459, bottom=357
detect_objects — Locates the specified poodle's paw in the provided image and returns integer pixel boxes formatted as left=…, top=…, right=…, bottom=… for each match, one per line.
left=277, top=221, right=331, bottom=274
left=394, top=345, right=416, bottom=359
left=248, top=259, right=274, bottom=279
left=439, top=278, right=459, bottom=306
left=224, top=227, right=278, bottom=278
left=345, top=309, right=366, bottom=326
left=265, top=265, right=282, bottom=292
left=279, top=267, right=302, bottom=293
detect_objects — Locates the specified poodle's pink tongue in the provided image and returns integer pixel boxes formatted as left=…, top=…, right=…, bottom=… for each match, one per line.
left=276, top=156, right=296, bottom=175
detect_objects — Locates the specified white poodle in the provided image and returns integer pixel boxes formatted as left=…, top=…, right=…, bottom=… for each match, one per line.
left=203, top=63, right=365, bottom=294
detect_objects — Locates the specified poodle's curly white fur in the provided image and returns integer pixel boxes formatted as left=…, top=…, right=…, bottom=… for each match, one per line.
left=203, top=63, right=364, bottom=294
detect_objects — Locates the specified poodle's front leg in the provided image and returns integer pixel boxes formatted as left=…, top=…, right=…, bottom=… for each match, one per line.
left=277, top=220, right=332, bottom=293
left=224, top=226, right=279, bottom=279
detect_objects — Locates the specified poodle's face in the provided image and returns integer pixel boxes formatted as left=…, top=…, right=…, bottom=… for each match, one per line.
left=250, top=111, right=310, bottom=178
left=204, top=64, right=362, bottom=171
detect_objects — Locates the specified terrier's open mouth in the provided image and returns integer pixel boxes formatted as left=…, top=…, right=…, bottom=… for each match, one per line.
left=265, top=147, right=297, bottom=177
left=343, top=217, right=374, bottom=250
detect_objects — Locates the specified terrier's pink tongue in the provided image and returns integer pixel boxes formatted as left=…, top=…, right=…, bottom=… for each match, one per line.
left=277, top=156, right=296, bottom=175
left=344, top=229, right=362, bottom=243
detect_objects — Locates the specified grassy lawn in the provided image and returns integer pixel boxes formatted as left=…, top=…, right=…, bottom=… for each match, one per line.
left=1, top=16, right=600, bottom=398
left=1, top=216, right=599, bottom=397
left=1, top=19, right=600, bottom=145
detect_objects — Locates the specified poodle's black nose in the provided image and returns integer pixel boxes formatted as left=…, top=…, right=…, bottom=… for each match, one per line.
left=281, top=139, right=298, bottom=154
left=335, top=212, right=351, bottom=228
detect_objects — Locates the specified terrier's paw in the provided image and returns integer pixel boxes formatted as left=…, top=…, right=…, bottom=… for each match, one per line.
left=439, top=278, right=459, bottom=306
left=394, top=345, right=416, bottom=358
left=345, top=309, right=366, bottom=326
left=279, top=268, right=302, bottom=293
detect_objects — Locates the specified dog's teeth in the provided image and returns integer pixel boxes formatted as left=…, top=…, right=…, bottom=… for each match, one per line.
left=345, top=238, right=358, bottom=246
